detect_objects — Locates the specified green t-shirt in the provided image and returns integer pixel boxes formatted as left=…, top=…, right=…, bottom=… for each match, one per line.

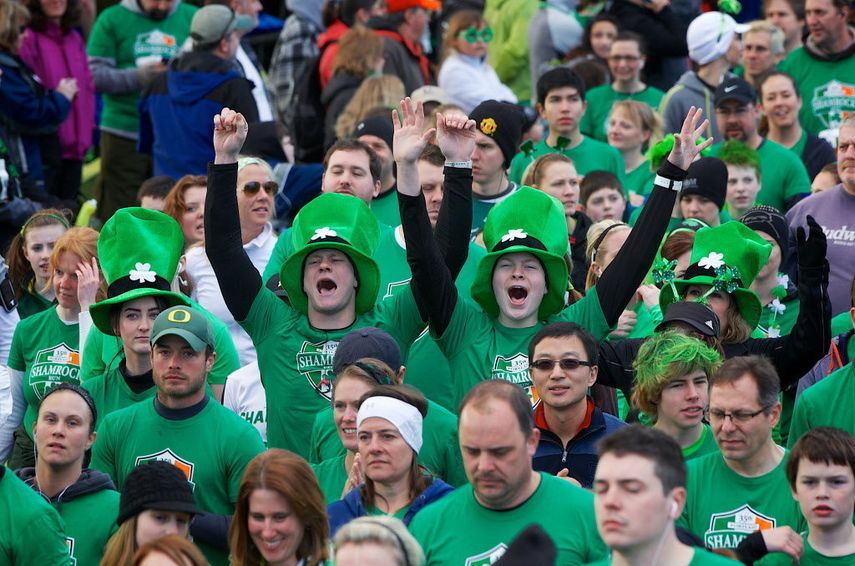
left=711, top=139, right=809, bottom=211
left=757, top=293, right=800, bottom=339
left=309, top=400, right=466, bottom=487
left=778, top=48, right=855, bottom=140
left=680, top=451, right=806, bottom=550
left=16, top=280, right=53, bottom=320
left=508, top=137, right=625, bottom=185
left=683, top=424, right=720, bottom=461
left=581, top=84, right=665, bottom=142
left=757, top=535, right=855, bottom=565
left=584, top=547, right=742, bottom=565
left=82, top=364, right=155, bottom=423
left=8, top=307, right=80, bottom=440
left=830, top=312, right=852, bottom=337
left=90, top=398, right=265, bottom=566
left=471, top=186, right=519, bottom=239
left=239, top=286, right=424, bottom=457
left=86, top=3, right=196, bottom=135
left=312, top=454, right=348, bottom=504
left=788, top=364, right=855, bottom=448
left=79, top=298, right=239, bottom=385
left=622, top=160, right=656, bottom=199
left=437, top=289, right=611, bottom=407
left=0, top=469, right=72, bottom=566
left=370, top=189, right=401, bottom=227
left=52, top=485, right=119, bottom=566
left=410, top=472, right=608, bottom=565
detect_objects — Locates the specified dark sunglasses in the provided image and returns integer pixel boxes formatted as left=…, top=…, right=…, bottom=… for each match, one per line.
left=460, top=26, right=494, bottom=43
left=242, top=181, right=278, bottom=196
left=530, top=358, right=595, bottom=372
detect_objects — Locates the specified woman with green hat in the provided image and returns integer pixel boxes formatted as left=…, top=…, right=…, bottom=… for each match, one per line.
left=394, top=98, right=714, bottom=407
left=83, top=208, right=195, bottom=420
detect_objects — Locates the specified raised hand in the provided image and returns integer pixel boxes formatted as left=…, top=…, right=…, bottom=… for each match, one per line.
left=392, top=97, right=434, bottom=165
left=666, top=107, right=712, bottom=171
left=213, top=108, right=248, bottom=164
left=76, top=257, right=101, bottom=313
left=436, top=111, right=476, bottom=163
left=796, top=215, right=827, bottom=268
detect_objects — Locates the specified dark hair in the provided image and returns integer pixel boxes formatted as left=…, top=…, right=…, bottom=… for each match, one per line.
left=580, top=170, right=623, bottom=206
left=583, top=13, right=620, bottom=52
left=459, top=380, right=534, bottom=437
left=536, top=67, right=587, bottom=105
left=597, top=424, right=687, bottom=493
left=137, top=175, right=175, bottom=204
left=612, top=30, right=647, bottom=57
left=786, top=427, right=855, bottom=491
left=441, top=9, right=486, bottom=61
left=710, top=355, right=780, bottom=410
left=109, top=295, right=171, bottom=340
left=763, top=0, right=805, bottom=20
left=6, top=208, right=72, bottom=301
left=39, top=382, right=98, bottom=433
left=334, top=358, right=398, bottom=389
left=323, top=138, right=383, bottom=184
left=660, top=230, right=695, bottom=264
left=528, top=322, right=598, bottom=365
left=26, top=0, right=81, bottom=32
left=418, top=143, right=445, bottom=167
left=357, top=385, right=431, bottom=509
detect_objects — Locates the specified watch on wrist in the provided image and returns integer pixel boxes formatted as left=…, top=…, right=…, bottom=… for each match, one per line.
left=444, top=160, right=473, bottom=169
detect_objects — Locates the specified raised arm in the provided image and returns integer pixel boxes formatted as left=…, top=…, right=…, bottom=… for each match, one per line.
left=596, top=107, right=713, bottom=326
left=204, top=109, right=261, bottom=321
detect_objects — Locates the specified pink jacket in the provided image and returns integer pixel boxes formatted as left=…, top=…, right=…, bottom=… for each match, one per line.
left=19, top=23, right=95, bottom=160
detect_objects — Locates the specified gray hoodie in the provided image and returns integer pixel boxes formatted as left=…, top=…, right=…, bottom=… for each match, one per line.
left=659, top=70, right=725, bottom=142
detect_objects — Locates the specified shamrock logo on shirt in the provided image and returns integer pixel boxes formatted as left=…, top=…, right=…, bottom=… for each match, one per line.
left=129, top=262, right=157, bottom=283
left=500, top=229, right=527, bottom=243
left=698, top=251, right=725, bottom=270
left=311, top=227, right=338, bottom=241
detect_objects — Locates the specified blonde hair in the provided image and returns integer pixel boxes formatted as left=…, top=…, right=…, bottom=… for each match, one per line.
left=332, top=26, right=384, bottom=77
left=609, top=100, right=662, bottom=152
left=334, top=516, right=425, bottom=566
left=522, top=153, right=575, bottom=188
left=0, top=0, right=29, bottom=52
left=335, top=75, right=405, bottom=139
left=100, top=518, right=138, bottom=566
left=132, top=535, right=207, bottom=566
left=585, top=220, right=630, bottom=290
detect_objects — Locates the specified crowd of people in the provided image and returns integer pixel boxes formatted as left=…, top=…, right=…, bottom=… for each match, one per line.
left=1, top=0, right=855, bottom=564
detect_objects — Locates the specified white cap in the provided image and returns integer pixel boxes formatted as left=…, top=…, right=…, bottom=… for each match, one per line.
left=686, top=11, right=750, bottom=65
left=357, top=396, right=423, bottom=454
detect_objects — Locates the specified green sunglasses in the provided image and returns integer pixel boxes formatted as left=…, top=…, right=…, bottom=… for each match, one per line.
left=459, top=26, right=494, bottom=43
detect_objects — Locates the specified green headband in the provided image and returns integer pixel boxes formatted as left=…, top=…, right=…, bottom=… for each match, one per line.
left=20, top=213, right=70, bottom=235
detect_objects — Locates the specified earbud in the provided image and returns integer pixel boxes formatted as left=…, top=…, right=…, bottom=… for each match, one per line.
left=670, top=501, right=678, bottom=518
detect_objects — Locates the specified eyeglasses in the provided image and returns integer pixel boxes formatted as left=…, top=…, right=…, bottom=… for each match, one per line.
left=705, top=405, right=771, bottom=424
left=460, top=26, right=494, bottom=44
left=242, top=181, right=278, bottom=196
left=530, top=358, right=595, bottom=372
left=715, top=106, right=751, bottom=117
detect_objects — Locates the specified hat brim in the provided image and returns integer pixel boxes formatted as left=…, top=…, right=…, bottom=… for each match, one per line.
left=280, top=242, right=380, bottom=316
left=659, top=276, right=761, bottom=331
left=90, top=290, right=191, bottom=336
left=142, top=499, right=202, bottom=518
left=471, top=246, right=567, bottom=320
left=150, top=327, right=208, bottom=352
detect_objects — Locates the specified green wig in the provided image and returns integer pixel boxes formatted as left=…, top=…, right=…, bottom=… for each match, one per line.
left=645, top=135, right=713, bottom=170
left=718, top=139, right=761, bottom=178
left=631, top=331, right=723, bottom=422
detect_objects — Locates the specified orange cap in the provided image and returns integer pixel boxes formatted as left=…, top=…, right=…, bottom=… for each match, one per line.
left=386, top=0, right=441, bottom=12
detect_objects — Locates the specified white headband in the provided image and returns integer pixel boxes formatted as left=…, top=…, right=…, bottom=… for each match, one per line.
left=356, top=396, right=423, bottom=454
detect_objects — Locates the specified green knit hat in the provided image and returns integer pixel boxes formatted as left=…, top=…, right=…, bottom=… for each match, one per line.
left=90, top=208, right=190, bottom=335
left=471, top=187, right=569, bottom=319
left=659, top=221, right=771, bottom=330
left=281, top=193, right=380, bottom=315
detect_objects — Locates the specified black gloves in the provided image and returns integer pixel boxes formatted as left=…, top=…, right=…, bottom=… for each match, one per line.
left=796, top=215, right=827, bottom=269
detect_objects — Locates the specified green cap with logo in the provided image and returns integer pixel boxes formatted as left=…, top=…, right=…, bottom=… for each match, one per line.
left=150, top=306, right=215, bottom=352
left=281, top=192, right=380, bottom=315
left=659, top=221, right=772, bottom=330
left=90, top=208, right=191, bottom=335
left=471, top=186, right=570, bottom=319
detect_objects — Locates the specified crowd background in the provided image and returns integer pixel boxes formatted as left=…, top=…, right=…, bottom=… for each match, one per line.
left=1, top=0, right=855, bottom=564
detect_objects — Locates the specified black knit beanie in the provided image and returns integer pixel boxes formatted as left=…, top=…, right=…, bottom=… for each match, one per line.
left=494, top=525, right=557, bottom=566
left=681, top=157, right=728, bottom=211
left=469, top=100, right=525, bottom=168
left=117, top=460, right=201, bottom=526
left=739, top=205, right=790, bottom=265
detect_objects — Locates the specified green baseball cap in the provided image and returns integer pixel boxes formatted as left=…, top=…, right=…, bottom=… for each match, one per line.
left=150, top=306, right=214, bottom=352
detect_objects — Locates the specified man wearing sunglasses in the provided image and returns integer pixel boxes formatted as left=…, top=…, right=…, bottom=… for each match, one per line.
left=679, top=355, right=806, bottom=554
left=529, top=322, right=626, bottom=488
left=139, top=4, right=260, bottom=179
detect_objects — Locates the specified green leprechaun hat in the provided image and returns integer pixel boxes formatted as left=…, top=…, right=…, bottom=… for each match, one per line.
left=659, top=221, right=772, bottom=330
left=90, top=208, right=191, bottom=335
left=471, top=187, right=569, bottom=319
left=281, top=193, right=380, bottom=315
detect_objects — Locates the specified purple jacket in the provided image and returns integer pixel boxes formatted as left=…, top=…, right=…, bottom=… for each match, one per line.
left=18, top=23, right=95, bottom=160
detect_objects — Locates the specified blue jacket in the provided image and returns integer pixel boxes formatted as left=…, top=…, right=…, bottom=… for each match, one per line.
left=327, top=477, right=453, bottom=536
left=139, top=50, right=258, bottom=179
left=532, top=402, right=626, bottom=488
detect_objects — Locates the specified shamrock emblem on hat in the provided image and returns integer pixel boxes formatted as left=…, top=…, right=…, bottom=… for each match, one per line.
left=129, top=262, right=157, bottom=283
left=311, top=227, right=338, bottom=241
left=500, top=229, right=527, bottom=243
left=479, top=117, right=497, bottom=135
left=698, top=251, right=725, bottom=270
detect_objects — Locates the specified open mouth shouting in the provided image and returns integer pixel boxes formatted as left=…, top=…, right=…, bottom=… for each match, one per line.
left=507, top=285, right=529, bottom=306
left=317, top=278, right=338, bottom=296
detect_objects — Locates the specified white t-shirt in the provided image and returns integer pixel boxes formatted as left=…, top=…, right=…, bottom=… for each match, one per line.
left=223, top=361, right=267, bottom=443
